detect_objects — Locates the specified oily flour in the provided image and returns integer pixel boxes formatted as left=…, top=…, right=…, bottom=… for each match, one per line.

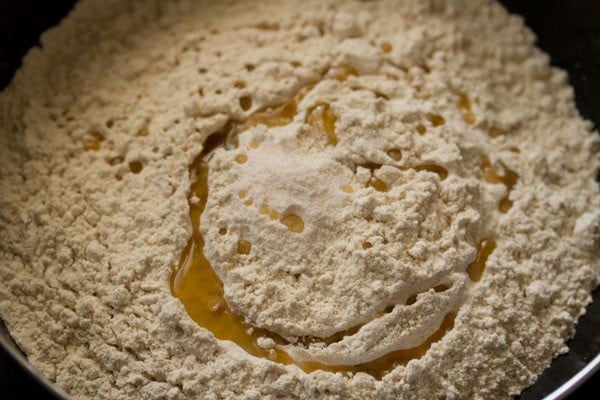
left=0, top=0, right=599, bottom=398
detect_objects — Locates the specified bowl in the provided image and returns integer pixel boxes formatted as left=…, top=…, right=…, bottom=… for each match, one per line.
left=0, top=1, right=598, bottom=398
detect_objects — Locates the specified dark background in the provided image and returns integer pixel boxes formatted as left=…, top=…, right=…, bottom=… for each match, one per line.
left=0, top=0, right=598, bottom=398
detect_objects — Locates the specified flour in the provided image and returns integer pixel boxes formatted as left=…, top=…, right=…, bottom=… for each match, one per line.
left=0, top=0, right=599, bottom=399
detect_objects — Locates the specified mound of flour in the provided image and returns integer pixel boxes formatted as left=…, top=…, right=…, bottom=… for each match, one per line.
left=0, top=0, right=598, bottom=399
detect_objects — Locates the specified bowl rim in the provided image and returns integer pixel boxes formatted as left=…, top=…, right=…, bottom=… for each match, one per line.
left=0, top=320, right=72, bottom=400
left=545, top=353, right=600, bottom=400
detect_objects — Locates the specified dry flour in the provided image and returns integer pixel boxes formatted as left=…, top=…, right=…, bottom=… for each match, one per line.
left=0, top=0, right=599, bottom=399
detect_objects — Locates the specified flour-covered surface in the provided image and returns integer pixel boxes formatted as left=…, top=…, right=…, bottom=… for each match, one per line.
left=0, top=0, right=599, bottom=398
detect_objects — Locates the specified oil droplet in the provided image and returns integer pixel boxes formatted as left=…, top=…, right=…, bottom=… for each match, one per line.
left=106, top=156, right=124, bottom=166
left=458, top=93, right=476, bottom=125
left=380, top=42, right=393, bottom=53
left=137, top=128, right=149, bottom=137
left=480, top=156, right=518, bottom=213
left=244, top=198, right=254, bottom=206
left=269, top=209, right=279, bottom=220
left=362, top=163, right=389, bottom=192
left=416, top=124, right=427, bottom=135
left=83, top=140, right=101, bottom=151
left=306, top=103, right=338, bottom=146
left=433, top=285, right=449, bottom=293
left=367, top=177, right=388, bottom=192
left=498, top=198, right=513, bottom=213
left=202, top=121, right=238, bottom=154
left=239, top=96, right=253, bottom=111
left=362, top=241, right=373, bottom=250
left=259, top=204, right=271, bottom=216
left=255, top=22, right=280, bottom=31
left=488, top=126, right=506, bottom=138
left=480, top=156, right=502, bottom=184
left=466, top=238, right=496, bottom=282
left=325, top=65, right=358, bottom=81
left=257, top=204, right=279, bottom=220
left=340, top=184, right=354, bottom=193
left=237, top=240, right=252, bottom=255
left=414, top=164, right=448, bottom=181
left=238, top=84, right=314, bottom=132
left=129, top=161, right=143, bottom=174
left=249, top=139, right=260, bottom=149
left=426, top=113, right=445, bottom=127
left=235, top=154, right=248, bottom=164
left=387, top=149, right=402, bottom=161
left=280, top=214, right=304, bottom=233
left=82, top=131, right=104, bottom=151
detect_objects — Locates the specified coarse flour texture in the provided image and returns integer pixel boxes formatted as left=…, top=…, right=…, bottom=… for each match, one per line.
left=0, top=0, right=599, bottom=399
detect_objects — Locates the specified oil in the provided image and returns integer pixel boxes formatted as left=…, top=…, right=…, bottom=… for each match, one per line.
left=466, top=238, right=496, bottom=282
left=426, top=113, right=445, bottom=127
left=414, top=164, right=448, bottom=181
left=305, top=103, right=338, bottom=146
left=480, top=155, right=518, bottom=213
left=280, top=214, right=305, bottom=233
left=82, top=131, right=104, bottom=151
left=457, top=93, right=476, bottom=125
left=170, top=65, right=466, bottom=379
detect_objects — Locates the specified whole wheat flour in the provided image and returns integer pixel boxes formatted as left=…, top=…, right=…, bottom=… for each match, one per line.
left=0, top=0, right=599, bottom=399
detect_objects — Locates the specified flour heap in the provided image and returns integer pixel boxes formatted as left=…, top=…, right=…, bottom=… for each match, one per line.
left=0, top=0, right=599, bottom=399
